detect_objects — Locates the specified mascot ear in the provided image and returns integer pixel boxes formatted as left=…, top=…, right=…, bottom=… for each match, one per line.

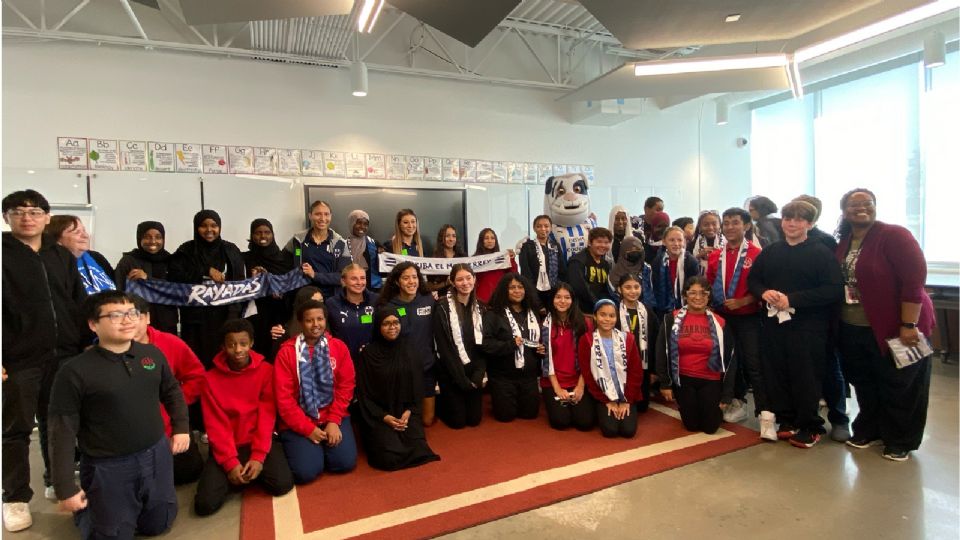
left=544, top=176, right=556, bottom=195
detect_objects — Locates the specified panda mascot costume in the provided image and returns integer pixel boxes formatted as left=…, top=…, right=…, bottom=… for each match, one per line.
left=544, top=173, right=596, bottom=261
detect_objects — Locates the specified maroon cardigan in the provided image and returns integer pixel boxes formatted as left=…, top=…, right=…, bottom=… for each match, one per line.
left=835, top=221, right=935, bottom=353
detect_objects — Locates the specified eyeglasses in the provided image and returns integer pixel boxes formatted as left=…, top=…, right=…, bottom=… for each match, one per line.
left=98, top=308, right=141, bottom=323
left=6, top=208, right=47, bottom=219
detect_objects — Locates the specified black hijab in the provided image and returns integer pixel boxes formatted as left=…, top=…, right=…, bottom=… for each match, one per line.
left=244, top=218, right=293, bottom=275
left=122, top=221, right=172, bottom=282
left=358, top=308, right=422, bottom=413
left=173, top=209, right=245, bottom=281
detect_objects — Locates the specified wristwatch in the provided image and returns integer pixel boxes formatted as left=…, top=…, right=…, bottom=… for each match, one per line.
left=900, top=322, right=917, bottom=329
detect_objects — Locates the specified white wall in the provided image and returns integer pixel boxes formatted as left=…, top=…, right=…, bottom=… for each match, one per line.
left=2, top=42, right=751, bottom=263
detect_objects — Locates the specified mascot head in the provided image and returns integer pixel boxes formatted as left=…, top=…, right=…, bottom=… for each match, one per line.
left=544, top=173, right=590, bottom=228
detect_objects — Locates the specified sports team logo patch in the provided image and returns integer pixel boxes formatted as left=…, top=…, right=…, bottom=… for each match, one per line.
left=141, top=357, right=156, bottom=370
left=743, top=257, right=754, bottom=269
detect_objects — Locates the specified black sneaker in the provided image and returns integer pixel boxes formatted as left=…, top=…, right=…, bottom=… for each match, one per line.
left=882, top=447, right=910, bottom=462
left=788, top=430, right=821, bottom=449
left=846, top=436, right=882, bottom=449
left=776, top=424, right=798, bottom=440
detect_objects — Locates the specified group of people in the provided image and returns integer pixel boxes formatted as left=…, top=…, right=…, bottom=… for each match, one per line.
left=1, top=187, right=935, bottom=538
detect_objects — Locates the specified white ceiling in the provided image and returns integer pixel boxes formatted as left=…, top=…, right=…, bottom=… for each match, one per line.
left=2, top=0, right=956, bottom=108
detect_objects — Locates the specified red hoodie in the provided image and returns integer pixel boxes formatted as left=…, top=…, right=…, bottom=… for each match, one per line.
left=147, top=326, right=206, bottom=437
left=273, top=333, right=355, bottom=437
left=202, top=348, right=275, bottom=472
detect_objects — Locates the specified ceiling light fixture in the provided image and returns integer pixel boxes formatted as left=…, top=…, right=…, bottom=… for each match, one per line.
left=358, top=0, right=385, bottom=33
left=715, top=99, right=729, bottom=125
left=924, top=30, right=946, bottom=68
left=351, top=60, right=368, bottom=97
left=634, top=54, right=788, bottom=77
left=725, top=14, right=741, bottom=23
left=794, top=0, right=959, bottom=63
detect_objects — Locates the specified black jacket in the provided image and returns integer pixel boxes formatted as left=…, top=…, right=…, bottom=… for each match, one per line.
left=2, top=233, right=87, bottom=370
left=433, top=299, right=487, bottom=391
left=481, top=309, right=541, bottom=379
left=654, top=311, right=737, bottom=403
left=566, top=248, right=613, bottom=313
left=518, top=238, right=567, bottom=290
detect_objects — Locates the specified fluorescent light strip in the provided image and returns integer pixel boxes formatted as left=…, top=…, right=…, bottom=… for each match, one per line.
left=358, top=0, right=385, bottom=33
left=634, top=54, right=788, bottom=76
left=795, top=0, right=960, bottom=63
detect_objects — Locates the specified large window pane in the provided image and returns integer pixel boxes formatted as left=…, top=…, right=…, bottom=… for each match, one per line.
left=750, top=98, right=814, bottom=208
left=920, top=50, right=959, bottom=263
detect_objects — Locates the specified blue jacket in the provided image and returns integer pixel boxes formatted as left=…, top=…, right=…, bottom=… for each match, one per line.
left=325, top=289, right=379, bottom=363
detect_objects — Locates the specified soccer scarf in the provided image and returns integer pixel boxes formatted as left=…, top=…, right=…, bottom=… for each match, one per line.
left=667, top=308, right=725, bottom=387
left=533, top=240, right=551, bottom=292
left=447, top=291, right=483, bottom=365
left=590, top=329, right=629, bottom=402
left=692, top=234, right=725, bottom=261
left=78, top=252, right=116, bottom=294
left=619, top=301, right=648, bottom=368
left=505, top=308, right=539, bottom=369
left=711, top=240, right=749, bottom=309
left=658, top=252, right=686, bottom=311
left=295, top=334, right=334, bottom=420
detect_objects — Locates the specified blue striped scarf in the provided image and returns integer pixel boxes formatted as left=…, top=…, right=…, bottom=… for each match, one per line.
left=296, top=334, right=334, bottom=420
left=711, top=241, right=748, bottom=309
left=667, top=308, right=725, bottom=387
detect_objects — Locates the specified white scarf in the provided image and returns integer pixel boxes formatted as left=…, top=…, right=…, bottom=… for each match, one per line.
left=619, top=301, right=648, bottom=369
left=766, top=303, right=796, bottom=323
left=505, top=307, right=539, bottom=369
left=589, top=329, right=630, bottom=402
left=542, top=313, right=555, bottom=376
left=533, top=240, right=551, bottom=292
left=447, top=291, right=483, bottom=365
left=665, top=252, right=686, bottom=302
left=693, top=235, right=725, bottom=273
left=719, top=240, right=749, bottom=301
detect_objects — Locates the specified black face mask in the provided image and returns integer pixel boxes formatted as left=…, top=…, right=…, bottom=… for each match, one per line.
left=624, top=251, right=643, bottom=263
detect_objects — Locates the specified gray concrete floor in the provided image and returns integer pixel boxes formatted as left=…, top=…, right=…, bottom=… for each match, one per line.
left=13, top=361, right=959, bottom=539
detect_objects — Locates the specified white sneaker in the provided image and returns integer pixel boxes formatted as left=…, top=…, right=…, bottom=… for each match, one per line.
left=723, top=399, right=748, bottom=423
left=759, top=410, right=777, bottom=441
left=3, top=502, right=33, bottom=532
left=44, top=485, right=57, bottom=501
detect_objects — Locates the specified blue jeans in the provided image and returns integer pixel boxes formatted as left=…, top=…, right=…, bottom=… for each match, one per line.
left=279, top=417, right=357, bottom=484
left=823, top=347, right=850, bottom=427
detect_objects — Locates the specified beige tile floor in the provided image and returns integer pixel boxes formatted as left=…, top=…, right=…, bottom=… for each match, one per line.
left=11, top=361, right=958, bottom=540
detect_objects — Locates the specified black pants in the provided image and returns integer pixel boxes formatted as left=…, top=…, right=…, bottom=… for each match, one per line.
left=761, top=321, right=826, bottom=434
left=488, top=376, right=540, bottom=422
left=75, top=437, right=177, bottom=540
left=173, top=439, right=204, bottom=485
left=596, top=402, right=638, bottom=438
left=436, top=380, right=483, bottom=429
left=194, top=442, right=293, bottom=517
left=839, top=323, right=932, bottom=451
left=676, top=375, right=723, bottom=434
left=726, top=313, right=768, bottom=414
left=2, top=357, right=63, bottom=502
left=542, top=386, right=595, bottom=431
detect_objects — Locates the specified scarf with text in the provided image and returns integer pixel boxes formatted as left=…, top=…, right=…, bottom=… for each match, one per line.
left=506, top=308, right=539, bottom=369
left=667, top=308, right=725, bottom=387
left=711, top=240, right=749, bottom=308
left=590, top=329, right=629, bottom=402
left=126, top=268, right=309, bottom=306
left=619, top=301, right=648, bottom=369
left=447, top=291, right=483, bottom=365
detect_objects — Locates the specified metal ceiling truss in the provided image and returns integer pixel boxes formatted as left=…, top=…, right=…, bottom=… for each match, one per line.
left=2, top=0, right=681, bottom=91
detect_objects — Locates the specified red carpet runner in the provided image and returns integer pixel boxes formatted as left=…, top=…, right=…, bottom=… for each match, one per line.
left=240, top=402, right=760, bottom=539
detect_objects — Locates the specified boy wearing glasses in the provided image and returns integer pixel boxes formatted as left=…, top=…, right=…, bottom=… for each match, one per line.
left=47, top=291, right=190, bottom=539
left=2, top=190, right=86, bottom=532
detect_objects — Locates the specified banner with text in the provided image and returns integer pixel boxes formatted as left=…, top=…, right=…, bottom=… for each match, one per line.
left=126, top=268, right=310, bottom=307
left=379, top=251, right=512, bottom=276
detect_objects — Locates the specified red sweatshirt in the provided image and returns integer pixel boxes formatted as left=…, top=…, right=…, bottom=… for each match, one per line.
left=273, top=333, right=355, bottom=437
left=578, top=331, right=644, bottom=404
left=202, top=349, right=275, bottom=472
left=147, top=326, right=206, bottom=437
left=474, top=257, right=518, bottom=304
left=706, top=241, right=762, bottom=316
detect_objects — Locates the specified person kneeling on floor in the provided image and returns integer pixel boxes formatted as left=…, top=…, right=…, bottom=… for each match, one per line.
left=194, top=319, right=293, bottom=516
left=579, top=299, right=644, bottom=438
left=274, top=301, right=358, bottom=483
left=655, top=277, right=736, bottom=435
left=48, top=290, right=189, bottom=540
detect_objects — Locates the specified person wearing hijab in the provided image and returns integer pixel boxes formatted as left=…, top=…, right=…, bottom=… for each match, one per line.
left=115, top=221, right=178, bottom=334
left=46, top=215, right=116, bottom=294
left=607, top=235, right=655, bottom=308
left=168, top=209, right=246, bottom=369
left=243, top=218, right=295, bottom=360
left=346, top=209, right=382, bottom=291
left=356, top=308, right=441, bottom=471
left=644, top=211, right=671, bottom=266
left=607, top=205, right=643, bottom=263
